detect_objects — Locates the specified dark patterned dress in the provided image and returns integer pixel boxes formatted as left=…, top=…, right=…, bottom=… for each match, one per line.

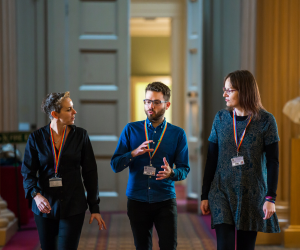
left=208, top=109, right=280, bottom=232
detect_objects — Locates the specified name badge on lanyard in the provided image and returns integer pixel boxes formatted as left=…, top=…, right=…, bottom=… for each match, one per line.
left=231, top=156, right=245, bottom=166
left=143, top=166, right=156, bottom=176
left=49, top=177, right=63, bottom=187
left=143, top=120, right=167, bottom=175
left=49, top=126, right=67, bottom=187
left=231, top=110, right=252, bottom=167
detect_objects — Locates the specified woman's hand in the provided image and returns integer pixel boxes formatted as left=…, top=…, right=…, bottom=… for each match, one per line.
left=34, top=194, right=51, bottom=214
left=89, top=213, right=107, bottom=230
left=200, top=200, right=211, bottom=215
left=263, top=201, right=276, bottom=220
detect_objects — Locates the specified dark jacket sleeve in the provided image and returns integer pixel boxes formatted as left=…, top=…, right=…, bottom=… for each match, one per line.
left=81, top=131, right=100, bottom=214
left=111, top=124, right=135, bottom=173
left=21, top=133, right=41, bottom=199
left=265, top=142, right=279, bottom=199
left=201, top=141, right=218, bottom=200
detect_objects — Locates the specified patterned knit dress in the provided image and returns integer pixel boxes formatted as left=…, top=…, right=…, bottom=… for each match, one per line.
left=208, top=109, right=280, bottom=233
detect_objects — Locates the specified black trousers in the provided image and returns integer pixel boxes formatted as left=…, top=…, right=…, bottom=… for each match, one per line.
left=127, top=198, right=177, bottom=250
left=34, top=212, right=85, bottom=250
left=215, top=223, right=258, bottom=250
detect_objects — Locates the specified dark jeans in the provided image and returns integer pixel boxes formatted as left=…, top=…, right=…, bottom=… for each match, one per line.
left=127, top=198, right=177, bottom=250
left=34, top=212, right=85, bottom=250
left=215, top=223, right=258, bottom=250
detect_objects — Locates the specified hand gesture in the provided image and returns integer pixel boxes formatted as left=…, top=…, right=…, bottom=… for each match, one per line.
left=263, top=201, right=276, bottom=220
left=156, top=157, right=172, bottom=180
left=89, top=213, right=107, bottom=230
left=34, top=194, right=51, bottom=214
left=131, top=140, right=154, bottom=158
left=200, top=200, right=211, bottom=215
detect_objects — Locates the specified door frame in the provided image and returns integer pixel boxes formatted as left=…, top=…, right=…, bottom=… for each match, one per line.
left=131, top=0, right=186, bottom=130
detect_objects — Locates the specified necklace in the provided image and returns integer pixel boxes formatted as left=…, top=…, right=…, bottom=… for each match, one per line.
left=51, top=126, right=67, bottom=144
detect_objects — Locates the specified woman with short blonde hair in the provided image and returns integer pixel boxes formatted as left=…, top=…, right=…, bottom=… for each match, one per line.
left=22, top=92, right=106, bottom=250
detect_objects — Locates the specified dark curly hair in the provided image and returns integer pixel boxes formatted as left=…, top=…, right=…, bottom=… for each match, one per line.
left=41, top=91, right=70, bottom=119
left=145, top=82, right=171, bottom=101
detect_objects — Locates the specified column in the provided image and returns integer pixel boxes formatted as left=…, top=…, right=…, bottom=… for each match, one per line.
left=0, top=196, right=18, bottom=246
left=284, top=139, right=300, bottom=247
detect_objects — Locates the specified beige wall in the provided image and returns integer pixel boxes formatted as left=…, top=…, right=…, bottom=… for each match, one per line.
left=131, top=36, right=170, bottom=76
left=256, top=0, right=300, bottom=203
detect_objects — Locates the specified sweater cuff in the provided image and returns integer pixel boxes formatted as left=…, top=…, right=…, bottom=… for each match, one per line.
left=28, top=187, right=41, bottom=199
left=89, top=204, right=100, bottom=214
left=266, top=192, right=277, bottom=199
left=201, top=185, right=210, bottom=201
left=201, top=194, right=208, bottom=201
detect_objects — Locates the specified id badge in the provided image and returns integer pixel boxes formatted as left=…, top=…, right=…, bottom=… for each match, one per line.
left=143, top=166, right=156, bottom=176
left=231, top=156, right=245, bottom=166
left=49, top=177, right=63, bottom=187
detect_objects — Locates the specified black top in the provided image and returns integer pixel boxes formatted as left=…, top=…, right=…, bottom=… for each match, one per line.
left=21, top=124, right=100, bottom=219
left=201, top=112, right=279, bottom=200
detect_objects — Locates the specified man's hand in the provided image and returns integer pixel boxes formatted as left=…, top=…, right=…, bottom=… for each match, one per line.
left=156, top=157, right=172, bottom=180
left=131, top=140, right=154, bottom=158
left=200, top=200, right=211, bottom=215
left=89, top=213, right=107, bottom=230
left=34, top=194, right=51, bottom=214
left=263, top=201, right=276, bottom=220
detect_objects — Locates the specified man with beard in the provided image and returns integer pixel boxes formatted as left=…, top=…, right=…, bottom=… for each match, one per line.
left=111, top=82, right=190, bottom=250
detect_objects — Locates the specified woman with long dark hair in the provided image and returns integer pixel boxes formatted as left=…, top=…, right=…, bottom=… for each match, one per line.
left=200, top=70, right=280, bottom=250
left=22, top=92, right=106, bottom=250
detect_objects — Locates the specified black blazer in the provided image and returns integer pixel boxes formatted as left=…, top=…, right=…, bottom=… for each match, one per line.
left=21, top=124, right=100, bottom=219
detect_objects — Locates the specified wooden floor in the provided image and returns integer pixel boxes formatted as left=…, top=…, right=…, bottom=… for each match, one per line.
left=78, top=212, right=216, bottom=250
left=2, top=211, right=300, bottom=250
left=77, top=211, right=300, bottom=250
left=2, top=184, right=299, bottom=249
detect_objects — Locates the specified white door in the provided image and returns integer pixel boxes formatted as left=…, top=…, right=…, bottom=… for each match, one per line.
left=47, top=0, right=130, bottom=211
left=185, top=0, right=204, bottom=213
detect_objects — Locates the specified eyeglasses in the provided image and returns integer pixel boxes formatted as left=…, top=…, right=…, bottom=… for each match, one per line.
left=223, top=87, right=237, bottom=95
left=143, top=99, right=168, bottom=106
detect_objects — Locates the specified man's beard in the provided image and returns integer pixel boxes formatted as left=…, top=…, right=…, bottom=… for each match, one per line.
left=144, top=108, right=165, bottom=123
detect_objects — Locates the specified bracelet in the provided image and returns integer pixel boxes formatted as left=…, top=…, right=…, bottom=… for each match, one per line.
left=265, top=196, right=276, bottom=204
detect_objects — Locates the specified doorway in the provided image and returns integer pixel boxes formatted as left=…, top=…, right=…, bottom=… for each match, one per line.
left=130, top=0, right=185, bottom=128
left=130, top=0, right=204, bottom=213
left=130, top=0, right=187, bottom=187
left=130, top=17, right=172, bottom=123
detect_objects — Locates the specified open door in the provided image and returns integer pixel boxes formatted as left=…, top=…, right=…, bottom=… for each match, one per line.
left=185, top=0, right=204, bottom=213
left=48, top=0, right=130, bottom=211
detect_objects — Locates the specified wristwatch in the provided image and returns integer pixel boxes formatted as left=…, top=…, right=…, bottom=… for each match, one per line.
left=31, top=190, right=39, bottom=199
left=169, top=169, right=175, bottom=178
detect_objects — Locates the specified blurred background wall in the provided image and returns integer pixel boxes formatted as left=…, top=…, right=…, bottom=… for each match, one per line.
left=256, top=0, right=300, bottom=203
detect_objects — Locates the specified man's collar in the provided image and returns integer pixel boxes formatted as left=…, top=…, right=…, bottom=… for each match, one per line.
left=145, top=117, right=166, bottom=128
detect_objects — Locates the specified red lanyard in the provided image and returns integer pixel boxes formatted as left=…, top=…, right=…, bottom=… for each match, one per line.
left=144, top=120, right=167, bottom=161
left=50, top=126, right=67, bottom=176
left=233, top=110, right=252, bottom=155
